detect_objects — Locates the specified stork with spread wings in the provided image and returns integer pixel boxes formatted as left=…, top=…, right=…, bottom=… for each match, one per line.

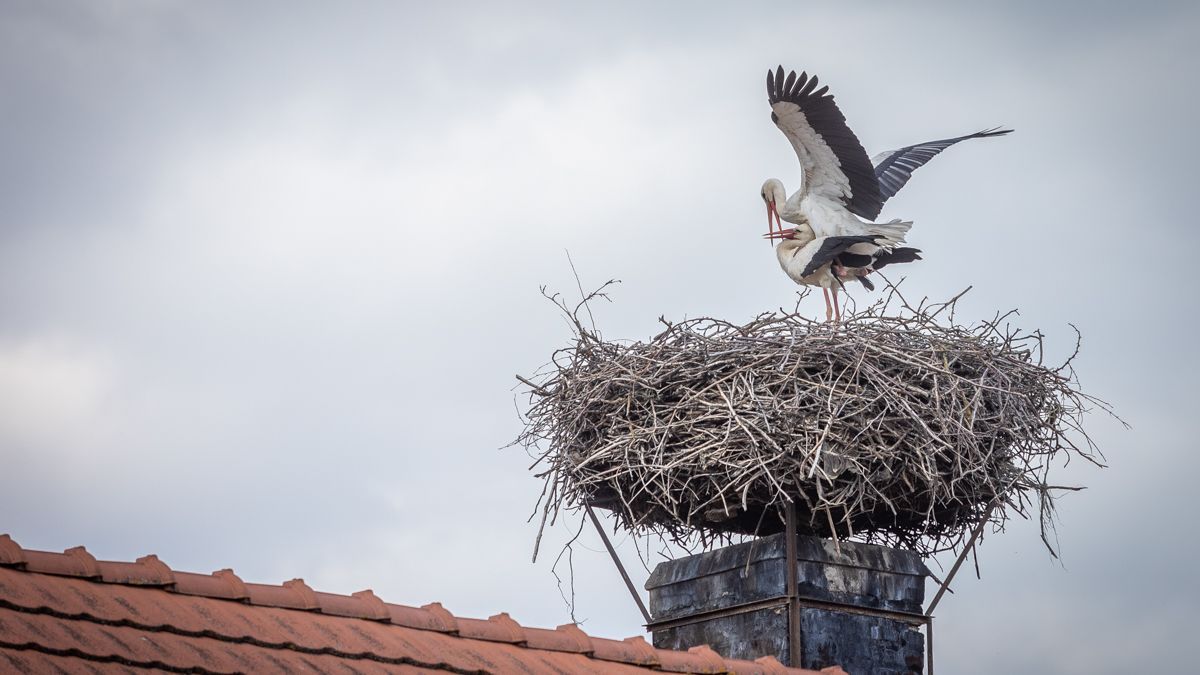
left=759, top=66, right=1010, bottom=319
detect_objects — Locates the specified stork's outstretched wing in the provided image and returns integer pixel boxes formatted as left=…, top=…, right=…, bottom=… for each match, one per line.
left=871, top=128, right=1012, bottom=206
left=767, top=66, right=882, bottom=221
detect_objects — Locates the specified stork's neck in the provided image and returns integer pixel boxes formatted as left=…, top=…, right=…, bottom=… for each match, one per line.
left=778, top=190, right=808, bottom=223
left=774, top=239, right=806, bottom=264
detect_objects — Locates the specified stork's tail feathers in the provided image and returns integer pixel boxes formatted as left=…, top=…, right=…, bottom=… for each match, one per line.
left=854, top=247, right=921, bottom=292
left=872, top=247, right=923, bottom=271
left=868, top=218, right=913, bottom=247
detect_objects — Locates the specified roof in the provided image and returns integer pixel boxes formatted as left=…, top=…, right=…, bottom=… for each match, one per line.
left=0, top=534, right=844, bottom=674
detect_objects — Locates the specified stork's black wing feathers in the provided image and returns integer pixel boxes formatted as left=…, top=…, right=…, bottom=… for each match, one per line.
left=800, top=235, right=882, bottom=278
left=836, top=252, right=874, bottom=268
left=872, top=128, right=1012, bottom=205
left=767, top=67, right=883, bottom=221
left=870, top=247, right=923, bottom=271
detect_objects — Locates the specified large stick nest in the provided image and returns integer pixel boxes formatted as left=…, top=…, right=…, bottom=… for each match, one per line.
left=517, top=283, right=1111, bottom=558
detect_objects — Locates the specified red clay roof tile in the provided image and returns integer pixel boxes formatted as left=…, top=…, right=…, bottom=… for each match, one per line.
left=20, top=546, right=101, bottom=579
left=381, top=601, right=453, bottom=633
left=351, top=589, right=390, bottom=620
left=243, top=578, right=319, bottom=610
left=419, top=601, right=460, bottom=632
left=0, top=534, right=24, bottom=566
left=656, top=644, right=731, bottom=673
left=0, top=533, right=836, bottom=674
left=95, top=554, right=175, bottom=586
left=553, top=621, right=595, bottom=652
left=520, top=624, right=591, bottom=654
left=171, top=569, right=248, bottom=601
left=1, top=646, right=142, bottom=675
left=589, top=634, right=661, bottom=667
left=751, top=656, right=794, bottom=674
left=314, top=588, right=389, bottom=621
left=456, top=612, right=527, bottom=644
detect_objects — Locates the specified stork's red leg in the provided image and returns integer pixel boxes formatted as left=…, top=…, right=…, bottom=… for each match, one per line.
left=823, top=287, right=833, bottom=322
left=831, top=286, right=841, bottom=323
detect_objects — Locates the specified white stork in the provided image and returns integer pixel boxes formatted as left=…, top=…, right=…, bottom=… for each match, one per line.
left=767, top=225, right=922, bottom=322
left=759, top=66, right=1011, bottom=316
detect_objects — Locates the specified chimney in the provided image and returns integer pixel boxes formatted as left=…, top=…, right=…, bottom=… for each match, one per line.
left=645, top=533, right=929, bottom=674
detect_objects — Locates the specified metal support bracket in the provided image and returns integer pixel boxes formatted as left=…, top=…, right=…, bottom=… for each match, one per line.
left=921, top=500, right=1000, bottom=675
left=585, top=505, right=652, bottom=624
left=925, top=501, right=999, bottom=617
left=784, top=500, right=803, bottom=668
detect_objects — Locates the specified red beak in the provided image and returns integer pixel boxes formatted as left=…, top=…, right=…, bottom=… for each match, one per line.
left=763, top=227, right=796, bottom=240
left=766, top=201, right=781, bottom=244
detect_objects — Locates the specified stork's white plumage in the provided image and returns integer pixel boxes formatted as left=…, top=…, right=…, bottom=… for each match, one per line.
left=758, top=66, right=1011, bottom=319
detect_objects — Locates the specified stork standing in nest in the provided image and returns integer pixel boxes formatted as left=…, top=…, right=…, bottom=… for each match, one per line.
left=767, top=225, right=922, bottom=322
left=760, top=65, right=1011, bottom=318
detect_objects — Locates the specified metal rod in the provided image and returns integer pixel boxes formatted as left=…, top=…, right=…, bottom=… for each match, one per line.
left=585, top=505, right=652, bottom=624
left=646, top=597, right=789, bottom=631
left=647, top=594, right=929, bottom=632
left=927, top=618, right=934, bottom=675
left=923, top=566, right=951, bottom=593
left=925, top=501, right=998, bottom=617
left=784, top=501, right=802, bottom=668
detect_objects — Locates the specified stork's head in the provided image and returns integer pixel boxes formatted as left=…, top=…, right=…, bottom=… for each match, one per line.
left=760, top=179, right=787, bottom=239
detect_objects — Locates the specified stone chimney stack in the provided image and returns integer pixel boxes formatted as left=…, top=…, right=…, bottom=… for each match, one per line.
left=645, top=533, right=929, bottom=674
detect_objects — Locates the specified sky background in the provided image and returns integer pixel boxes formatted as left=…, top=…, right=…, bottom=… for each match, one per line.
left=2, top=1, right=1197, bottom=672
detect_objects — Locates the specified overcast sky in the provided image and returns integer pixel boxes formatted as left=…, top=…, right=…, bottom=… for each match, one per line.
left=2, top=2, right=1197, bottom=672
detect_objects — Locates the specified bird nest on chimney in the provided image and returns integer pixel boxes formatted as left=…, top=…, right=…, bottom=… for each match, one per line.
left=516, top=283, right=1114, bottom=558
